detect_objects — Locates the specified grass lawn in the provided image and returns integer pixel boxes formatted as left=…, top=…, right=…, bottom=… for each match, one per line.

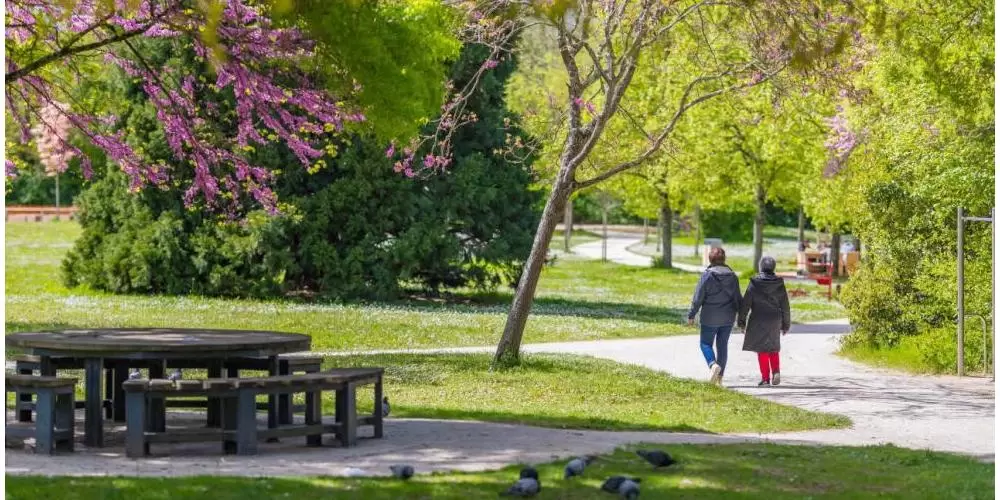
left=5, top=221, right=844, bottom=352
left=837, top=336, right=938, bottom=374
left=324, top=353, right=848, bottom=433
left=6, top=443, right=993, bottom=499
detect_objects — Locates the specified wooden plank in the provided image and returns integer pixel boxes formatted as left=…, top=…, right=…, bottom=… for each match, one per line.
left=5, top=374, right=77, bottom=389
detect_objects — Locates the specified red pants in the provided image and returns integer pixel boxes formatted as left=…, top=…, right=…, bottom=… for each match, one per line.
left=757, top=352, right=780, bottom=380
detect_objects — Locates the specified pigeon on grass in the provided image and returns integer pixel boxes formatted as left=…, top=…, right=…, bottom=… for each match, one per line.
left=128, top=369, right=142, bottom=380
left=601, top=476, right=641, bottom=493
left=500, top=467, right=540, bottom=497
left=382, top=396, right=391, bottom=417
left=389, top=464, right=414, bottom=480
left=168, top=369, right=183, bottom=381
left=636, top=449, right=677, bottom=468
left=564, top=455, right=598, bottom=478
left=617, top=478, right=641, bottom=499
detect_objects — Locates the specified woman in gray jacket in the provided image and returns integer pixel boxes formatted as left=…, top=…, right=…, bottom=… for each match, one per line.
left=738, top=256, right=791, bottom=386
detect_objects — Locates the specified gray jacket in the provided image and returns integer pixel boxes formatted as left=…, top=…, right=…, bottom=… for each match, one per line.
left=738, top=273, right=791, bottom=353
left=688, top=265, right=742, bottom=326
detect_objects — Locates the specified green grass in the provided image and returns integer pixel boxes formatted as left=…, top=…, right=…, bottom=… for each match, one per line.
left=6, top=443, right=993, bottom=499
left=550, top=229, right=602, bottom=250
left=5, top=221, right=844, bottom=351
left=325, top=353, right=848, bottom=433
left=837, top=336, right=933, bottom=374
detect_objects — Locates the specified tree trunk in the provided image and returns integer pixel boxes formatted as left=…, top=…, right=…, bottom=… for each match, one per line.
left=693, top=203, right=701, bottom=257
left=493, top=178, right=573, bottom=366
left=753, top=185, right=766, bottom=273
left=563, top=199, right=574, bottom=252
left=797, top=207, right=805, bottom=248
left=659, top=194, right=672, bottom=269
left=830, top=232, right=842, bottom=278
left=643, top=219, right=649, bottom=245
left=601, top=202, right=608, bottom=262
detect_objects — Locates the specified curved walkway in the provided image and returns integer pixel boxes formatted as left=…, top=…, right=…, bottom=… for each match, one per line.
left=570, top=232, right=705, bottom=273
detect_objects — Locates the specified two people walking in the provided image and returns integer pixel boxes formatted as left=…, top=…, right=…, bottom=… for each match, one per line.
left=687, top=248, right=791, bottom=386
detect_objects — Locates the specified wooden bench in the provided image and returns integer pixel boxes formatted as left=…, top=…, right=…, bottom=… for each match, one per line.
left=14, top=354, right=161, bottom=422
left=5, top=374, right=76, bottom=454
left=123, top=368, right=384, bottom=457
left=163, top=354, right=323, bottom=427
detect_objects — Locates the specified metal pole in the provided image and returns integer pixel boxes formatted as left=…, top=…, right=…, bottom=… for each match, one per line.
left=957, top=206, right=965, bottom=377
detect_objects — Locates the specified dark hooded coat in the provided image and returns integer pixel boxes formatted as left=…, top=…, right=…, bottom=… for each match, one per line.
left=687, top=265, right=742, bottom=327
left=738, top=272, right=791, bottom=352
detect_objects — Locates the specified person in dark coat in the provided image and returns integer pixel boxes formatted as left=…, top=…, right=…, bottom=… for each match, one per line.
left=687, top=247, right=742, bottom=385
left=738, top=255, right=791, bottom=386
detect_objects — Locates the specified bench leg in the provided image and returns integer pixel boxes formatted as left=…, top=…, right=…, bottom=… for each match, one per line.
left=55, top=391, right=75, bottom=452
left=147, top=361, right=166, bottom=433
left=16, top=363, right=34, bottom=422
left=236, top=391, right=258, bottom=456
left=267, top=356, right=280, bottom=430
left=221, top=395, right=238, bottom=454
left=112, top=361, right=128, bottom=422
left=125, top=392, right=148, bottom=458
left=335, top=383, right=358, bottom=447
left=104, top=368, right=114, bottom=419
left=305, top=390, right=322, bottom=447
left=207, top=360, right=223, bottom=428
left=277, top=360, right=292, bottom=426
left=84, top=357, right=105, bottom=447
left=35, top=389, right=56, bottom=455
left=373, top=376, right=384, bottom=439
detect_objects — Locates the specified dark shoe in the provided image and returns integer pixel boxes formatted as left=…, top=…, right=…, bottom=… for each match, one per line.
left=771, top=373, right=781, bottom=386
left=757, top=379, right=770, bottom=386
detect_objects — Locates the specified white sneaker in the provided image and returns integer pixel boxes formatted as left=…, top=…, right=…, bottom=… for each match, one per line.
left=709, top=363, right=723, bottom=385
left=771, top=372, right=781, bottom=386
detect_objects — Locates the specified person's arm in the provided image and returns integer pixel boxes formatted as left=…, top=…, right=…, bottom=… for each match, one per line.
left=737, top=281, right=754, bottom=331
left=780, top=282, right=791, bottom=333
left=687, top=273, right=708, bottom=324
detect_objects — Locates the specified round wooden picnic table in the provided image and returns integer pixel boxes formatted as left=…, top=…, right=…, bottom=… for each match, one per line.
left=6, top=328, right=311, bottom=448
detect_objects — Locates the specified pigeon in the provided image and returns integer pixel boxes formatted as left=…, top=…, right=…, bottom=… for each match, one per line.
left=564, top=455, right=597, bottom=478
left=382, top=396, right=390, bottom=417
left=168, top=369, right=183, bottom=381
left=501, top=469, right=541, bottom=497
left=128, top=369, right=142, bottom=380
left=601, top=476, right=641, bottom=493
left=636, top=449, right=676, bottom=468
left=618, top=478, right=641, bottom=499
left=519, top=467, right=539, bottom=480
left=389, top=464, right=414, bottom=480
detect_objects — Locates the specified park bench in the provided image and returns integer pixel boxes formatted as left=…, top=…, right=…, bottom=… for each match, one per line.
left=122, top=367, right=384, bottom=457
left=163, top=354, right=323, bottom=427
left=5, top=374, right=76, bottom=454
left=13, top=354, right=162, bottom=422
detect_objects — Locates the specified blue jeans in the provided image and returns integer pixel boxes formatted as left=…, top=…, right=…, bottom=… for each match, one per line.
left=699, top=324, right=733, bottom=375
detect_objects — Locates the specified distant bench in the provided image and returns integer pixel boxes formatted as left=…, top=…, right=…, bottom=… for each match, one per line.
left=122, top=368, right=384, bottom=457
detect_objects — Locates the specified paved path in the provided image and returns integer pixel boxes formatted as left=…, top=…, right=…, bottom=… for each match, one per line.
left=571, top=232, right=705, bottom=273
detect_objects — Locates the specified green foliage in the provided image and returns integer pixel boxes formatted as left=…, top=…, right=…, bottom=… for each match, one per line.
left=838, top=0, right=994, bottom=373
left=63, top=42, right=540, bottom=300
left=282, top=0, right=462, bottom=143
left=699, top=207, right=754, bottom=242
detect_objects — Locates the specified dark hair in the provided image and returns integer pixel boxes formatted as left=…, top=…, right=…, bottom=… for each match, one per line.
left=759, top=255, right=777, bottom=273
left=708, top=247, right=726, bottom=266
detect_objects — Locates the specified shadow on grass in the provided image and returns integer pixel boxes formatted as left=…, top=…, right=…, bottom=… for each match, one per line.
left=5, top=443, right=994, bottom=499
left=395, top=406, right=711, bottom=434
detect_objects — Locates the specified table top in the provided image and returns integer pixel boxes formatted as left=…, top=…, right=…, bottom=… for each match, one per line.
left=6, top=327, right=312, bottom=358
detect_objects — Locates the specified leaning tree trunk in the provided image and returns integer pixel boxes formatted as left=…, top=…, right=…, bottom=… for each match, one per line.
left=752, top=185, right=766, bottom=273
left=563, top=199, right=574, bottom=252
left=797, top=207, right=805, bottom=247
left=493, top=176, right=574, bottom=366
left=693, top=203, right=701, bottom=257
left=830, top=232, right=842, bottom=278
left=659, top=193, right=673, bottom=269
